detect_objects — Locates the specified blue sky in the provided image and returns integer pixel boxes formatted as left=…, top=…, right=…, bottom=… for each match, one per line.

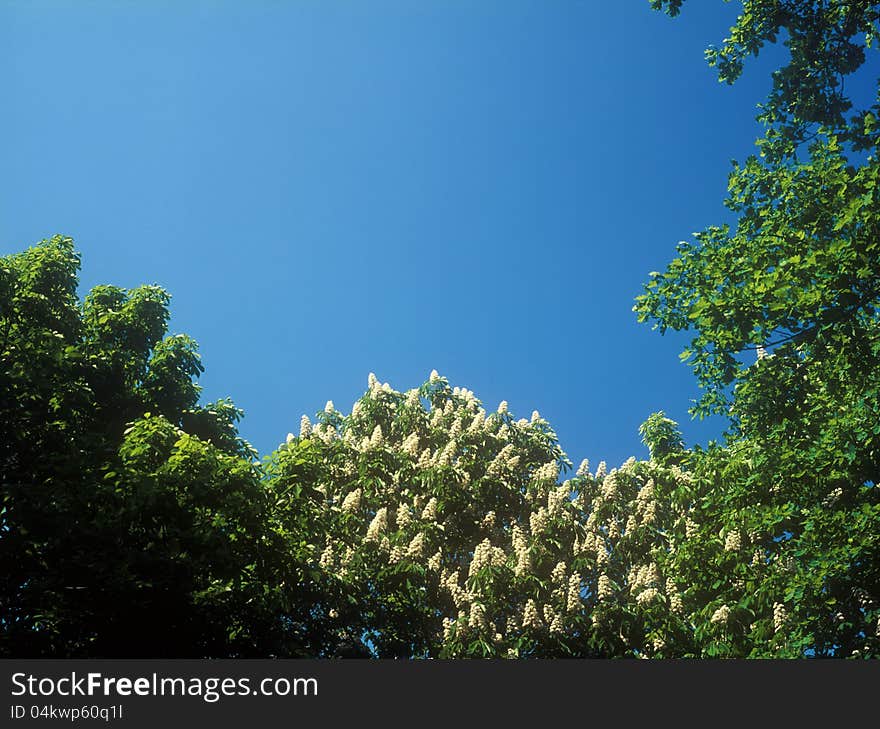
left=2, top=1, right=788, bottom=467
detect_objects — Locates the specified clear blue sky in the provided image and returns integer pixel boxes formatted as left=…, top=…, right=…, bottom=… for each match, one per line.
left=2, top=1, right=786, bottom=468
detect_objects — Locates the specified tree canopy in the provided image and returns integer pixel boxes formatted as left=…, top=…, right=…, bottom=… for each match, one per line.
left=3, top=2, right=879, bottom=659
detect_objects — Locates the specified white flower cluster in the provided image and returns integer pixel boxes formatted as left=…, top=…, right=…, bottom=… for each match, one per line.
left=389, top=544, right=406, bottom=564
left=534, top=461, right=560, bottom=483
left=430, top=408, right=443, bottom=429
left=635, top=587, right=661, bottom=606
left=417, top=448, right=433, bottom=469
left=666, top=578, right=683, bottom=614
left=319, top=543, right=334, bottom=569
left=547, top=485, right=569, bottom=516
left=600, top=471, right=618, bottom=501
left=608, top=520, right=621, bottom=541
left=341, top=488, right=362, bottom=514
left=566, top=573, right=581, bottom=613
left=407, top=532, right=426, bottom=559
left=401, top=432, right=420, bottom=457
left=773, top=602, right=787, bottom=633
left=576, top=458, right=590, bottom=477
left=529, top=507, right=550, bottom=535
left=512, top=525, right=530, bottom=577
left=442, top=617, right=454, bottom=642
left=314, top=423, right=338, bottom=445
left=436, top=439, right=457, bottom=466
left=724, top=530, right=742, bottom=552
left=543, top=604, right=564, bottom=634
left=523, top=599, right=541, bottom=629
left=469, top=603, right=487, bottom=630
left=710, top=605, right=731, bottom=625
left=551, top=561, right=567, bottom=585
left=629, top=563, right=660, bottom=594
left=365, top=507, right=388, bottom=542
left=300, top=415, right=312, bottom=438
left=421, top=497, right=438, bottom=521
left=634, top=477, right=653, bottom=507
left=487, top=444, right=518, bottom=478
left=427, top=549, right=442, bottom=572
left=468, top=410, right=485, bottom=433
left=396, top=503, right=412, bottom=529
left=481, top=511, right=496, bottom=529
left=597, top=574, right=612, bottom=601
left=468, top=538, right=506, bottom=578
left=443, top=569, right=470, bottom=608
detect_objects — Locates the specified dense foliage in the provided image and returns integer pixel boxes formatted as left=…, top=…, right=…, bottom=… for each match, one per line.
left=635, top=0, right=880, bottom=656
left=0, top=236, right=312, bottom=657
left=2, top=2, right=878, bottom=658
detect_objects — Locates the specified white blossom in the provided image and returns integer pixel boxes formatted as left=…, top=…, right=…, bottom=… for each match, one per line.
left=773, top=602, right=787, bottom=633
left=710, top=605, right=731, bottom=625
left=469, top=538, right=499, bottom=578
left=551, top=561, right=567, bottom=585
left=576, top=458, right=590, bottom=478
left=428, top=549, right=442, bottom=572
left=534, top=461, right=559, bottom=483
left=437, top=439, right=456, bottom=466
left=636, top=587, right=661, bottom=606
left=523, top=599, right=541, bottom=629
left=547, top=485, right=568, bottom=516
left=597, top=574, right=612, bottom=601
left=566, top=574, right=581, bottom=613
left=369, top=424, right=384, bottom=449
left=365, top=507, right=388, bottom=542
left=300, top=415, right=312, bottom=438
left=402, top=432, right=420, bottom=457
left=724, top=530, right=742, bottom=552
left=389, top=544, right=406, bottom=564
left=442, top=617, right=455, bottom=642
left=396, top=503, right=412, bottom=529
left=418, top=448, right=433, bottom=469
left=421, top=497, right=438, bottom=521
left=341, top=488, right=362, bottom=514
left=319, top=544, right=334, bottom=569
left=468, top=411, right=485, bottom=433
left=529, top=507, right=550, bottom=535
left=469, top=603, right=487, bottom=630
left=543, top=604, right=564, bottom=634
left=640, top=500, right=657, bottom=527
